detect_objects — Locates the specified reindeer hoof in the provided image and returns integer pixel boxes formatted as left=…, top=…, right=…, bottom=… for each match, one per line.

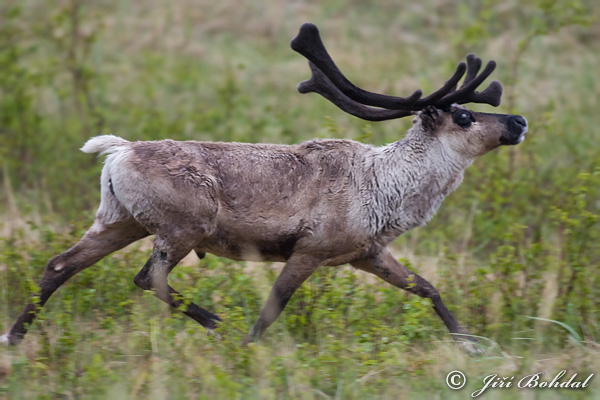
left=0, top=334, right=10, bottom=346
left=456, top=340, right=484, bottom=357
left=0, top=333, right=23, bottom=346
left=206, top=329, right=222, bottom=340
left=241, top=335, right=253, bottom=347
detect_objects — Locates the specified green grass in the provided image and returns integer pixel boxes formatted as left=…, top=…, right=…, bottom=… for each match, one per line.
left=0, top=0, right=599, bottom=398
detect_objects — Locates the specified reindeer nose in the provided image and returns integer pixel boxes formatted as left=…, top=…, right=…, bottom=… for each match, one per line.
left=511, top=115, right=528, bottom=130
left=500, top=115, right=528, bottom=145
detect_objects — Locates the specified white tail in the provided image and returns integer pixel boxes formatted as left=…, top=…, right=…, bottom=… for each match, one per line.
left=80, top=135, right=129, bottom=155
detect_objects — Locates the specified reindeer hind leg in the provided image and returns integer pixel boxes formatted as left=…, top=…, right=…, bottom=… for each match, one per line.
left=132, top=229, right=221, bottom=330
left=2, top=217, right=149, bottom=345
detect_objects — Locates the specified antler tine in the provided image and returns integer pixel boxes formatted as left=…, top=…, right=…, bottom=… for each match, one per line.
left=466, top=80, right=503, bottom=106
left=460, top=54, right=482, bottom=88
left=437, top=59, right=502, bottom=107
left=298, top=62, right=412, bottom=121
left=291, top=23, right=423, bottom=109
left=412, top=62, right=466, bottom=106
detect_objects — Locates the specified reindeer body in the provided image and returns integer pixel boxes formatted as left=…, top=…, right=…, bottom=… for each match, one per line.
left=86, top=121, right=469, bottom=268
left=2, top=24, right=528, bottom=355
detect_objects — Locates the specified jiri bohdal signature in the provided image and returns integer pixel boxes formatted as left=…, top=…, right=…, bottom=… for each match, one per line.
left=471, top=370, right=594, bottom=397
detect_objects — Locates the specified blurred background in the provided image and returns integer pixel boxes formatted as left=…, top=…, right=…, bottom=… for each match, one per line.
left=0, top=0, right=599, bottom=398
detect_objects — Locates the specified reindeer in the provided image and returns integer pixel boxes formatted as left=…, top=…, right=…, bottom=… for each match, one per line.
left=2, top=23, right=527, bottom=354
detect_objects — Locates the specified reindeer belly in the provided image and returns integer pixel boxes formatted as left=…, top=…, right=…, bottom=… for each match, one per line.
left=198, top=213, right=365, bottom=263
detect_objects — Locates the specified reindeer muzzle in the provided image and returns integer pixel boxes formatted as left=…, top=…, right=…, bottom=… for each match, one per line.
left=500, top=115, right=528, bottom=145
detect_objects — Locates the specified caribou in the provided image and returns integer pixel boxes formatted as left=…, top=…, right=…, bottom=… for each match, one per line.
left=2, top=23, right=527, bottom=354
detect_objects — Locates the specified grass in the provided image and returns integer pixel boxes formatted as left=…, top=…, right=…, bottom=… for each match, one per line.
left=0, top=0, right=599, bottom=398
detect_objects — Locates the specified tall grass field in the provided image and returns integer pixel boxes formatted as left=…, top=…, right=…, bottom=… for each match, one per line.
left=0, top=0, right=599, bottom=398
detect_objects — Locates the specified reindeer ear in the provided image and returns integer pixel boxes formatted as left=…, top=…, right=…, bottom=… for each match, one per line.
left=418, top=106, right=443, bottom=132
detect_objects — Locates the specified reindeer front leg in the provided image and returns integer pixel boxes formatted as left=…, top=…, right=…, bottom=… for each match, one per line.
left=352, top=249, right=482, bottom=355
left=244, top=254, right=321, bottom=345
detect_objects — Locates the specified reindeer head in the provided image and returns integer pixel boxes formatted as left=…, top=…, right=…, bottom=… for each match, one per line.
left=412, top=104, right=528, bottom=158
left=291, top=23, right=528, bottom=158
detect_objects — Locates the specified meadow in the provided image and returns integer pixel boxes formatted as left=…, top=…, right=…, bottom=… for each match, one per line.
left=0, top=0, right=599, bottom=398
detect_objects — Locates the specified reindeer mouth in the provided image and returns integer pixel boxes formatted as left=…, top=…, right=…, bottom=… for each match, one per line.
left=516, top=130, right=527, bottom=144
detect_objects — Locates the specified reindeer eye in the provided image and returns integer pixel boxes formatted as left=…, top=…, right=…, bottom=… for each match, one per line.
left=453, top=111, right=473, bottom=128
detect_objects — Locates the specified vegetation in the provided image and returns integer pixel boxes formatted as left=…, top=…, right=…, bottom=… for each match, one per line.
left=0, top=0, right=598, bottom=398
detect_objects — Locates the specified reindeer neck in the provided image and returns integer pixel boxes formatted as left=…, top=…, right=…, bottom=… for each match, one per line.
left=366, top=134, right=472, bottom=242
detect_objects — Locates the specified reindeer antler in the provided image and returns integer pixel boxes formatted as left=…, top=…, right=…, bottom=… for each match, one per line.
left=291, top=23, right=503, bottom=121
